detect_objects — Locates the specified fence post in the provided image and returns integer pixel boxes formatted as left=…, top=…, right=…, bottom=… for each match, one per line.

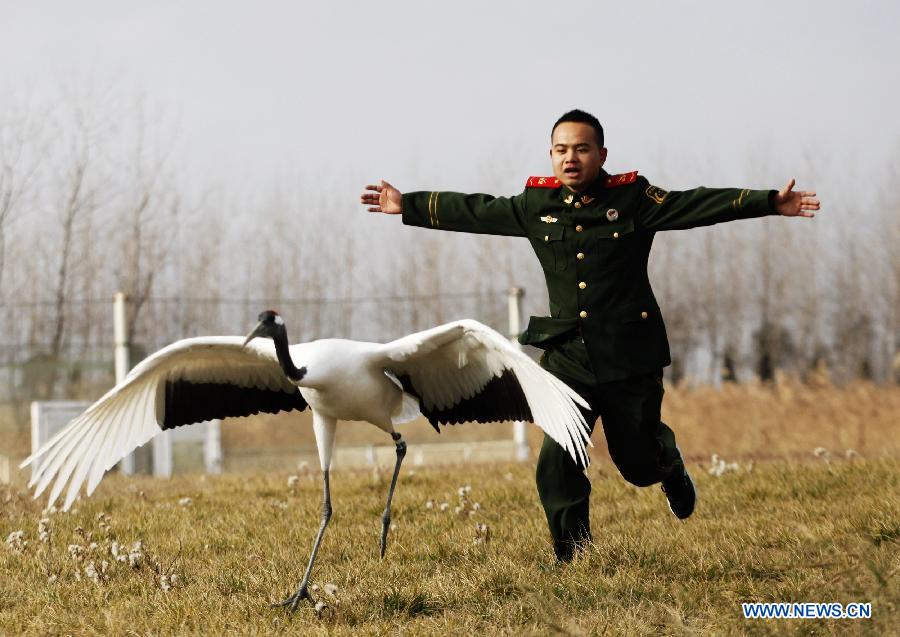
left=153, top=433, right=173, bottom=478
left=205, top=420, right=223, bottom=474
left=508, top=287, right=529, bottom=462
left=114, top=292, right=137, bottom=475
left=114, top=292, right=156, bottom=475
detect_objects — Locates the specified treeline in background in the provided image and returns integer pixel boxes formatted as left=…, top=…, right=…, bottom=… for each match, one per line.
left=1, top=87, right=898, bottom=447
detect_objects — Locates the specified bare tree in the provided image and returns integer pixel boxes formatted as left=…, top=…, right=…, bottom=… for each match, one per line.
left=694, top=227, right=722, bottom=382
left=112, top=98, right=181, bottom=339
left=651, top=232, right=699, bottom=383
left=0, top=93, right=44, bottom=292
left=35, top=80, right=119, bottom=398
left=876, top=143, right=900, bottom=382
left=49, top=119, right=95, bottom=363
left=718, top=223, right=749, bottom=382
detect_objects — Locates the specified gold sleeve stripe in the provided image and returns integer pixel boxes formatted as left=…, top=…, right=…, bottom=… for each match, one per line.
left=427, top=191, right=435, bottom=227
left=433, top=192, right=440, bottom=227
left=732, top=189, right=749, bottom=210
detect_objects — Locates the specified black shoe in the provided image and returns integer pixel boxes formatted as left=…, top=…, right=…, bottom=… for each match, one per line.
left=661, top=463, right=696, bottom=519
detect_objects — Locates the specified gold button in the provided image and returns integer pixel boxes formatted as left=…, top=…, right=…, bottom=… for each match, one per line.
left=613, top=232, right=619, bottom=239
left=641, top=311, right=648, bottom=319
left=544, top=235, right=549, bottom=242
left=575, top=225, right=583, bottom=232
left=579, top=310, right=588, bottom=319
left=576, top=252, right=585, bottom=260
left=574, top=201, right=582, bottom=209
left=578, top=282, right=586, bottom=289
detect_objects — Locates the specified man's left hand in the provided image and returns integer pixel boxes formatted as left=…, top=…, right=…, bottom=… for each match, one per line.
left=773, top=178, right=820, bottom=218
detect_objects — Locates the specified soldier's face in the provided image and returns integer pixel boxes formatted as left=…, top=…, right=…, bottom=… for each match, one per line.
left=550, top=122, right=607, bottom=191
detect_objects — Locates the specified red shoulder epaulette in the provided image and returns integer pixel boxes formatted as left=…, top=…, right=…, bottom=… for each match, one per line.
left=605, top=171, right=638, bottom=187
left=525, top=176, right=561, bottom=188
left=526, top=173, right=638, bottom=188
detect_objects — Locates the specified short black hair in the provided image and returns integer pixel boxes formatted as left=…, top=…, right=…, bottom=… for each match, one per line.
left=551, top=109, right=604, bottom=148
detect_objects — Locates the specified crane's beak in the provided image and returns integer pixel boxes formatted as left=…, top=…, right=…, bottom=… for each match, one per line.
left=243, top=322, right=266, bottom=347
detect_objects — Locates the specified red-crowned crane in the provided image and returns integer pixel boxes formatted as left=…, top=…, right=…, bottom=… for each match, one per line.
left=22, top=311, right=591, bottom=611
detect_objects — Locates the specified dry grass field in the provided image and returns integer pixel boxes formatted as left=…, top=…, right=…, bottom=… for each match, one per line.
left=1, top=379, right=898, bottom=634
left=2, top=458, right=899, bottom=635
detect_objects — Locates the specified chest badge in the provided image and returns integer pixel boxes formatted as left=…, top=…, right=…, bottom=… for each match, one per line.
left=606, top=208, right=619, bottom=222
left=540, top=215, right=558, bottom=224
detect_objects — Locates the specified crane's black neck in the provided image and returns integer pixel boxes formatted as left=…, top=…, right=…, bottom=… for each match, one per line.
left=272, top=329, right=307, bottom=382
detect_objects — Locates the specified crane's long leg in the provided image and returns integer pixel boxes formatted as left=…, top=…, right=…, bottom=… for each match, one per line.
left=379, top=432, right=407, bottom=558
left=272, top=470, right=332, bottom=611
left=273, top=412, right=336, bottom=613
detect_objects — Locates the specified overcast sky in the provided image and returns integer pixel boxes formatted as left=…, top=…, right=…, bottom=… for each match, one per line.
left=2, top=0, right=898, bottom=206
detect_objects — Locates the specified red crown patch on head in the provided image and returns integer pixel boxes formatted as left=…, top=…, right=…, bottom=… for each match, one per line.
left=525, top=176, right=561, bottom=188
left=605, top=171, right=638, bottom=188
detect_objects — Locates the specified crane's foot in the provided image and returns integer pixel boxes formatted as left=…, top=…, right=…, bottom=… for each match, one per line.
left=271, top=585, right=314, bottom=612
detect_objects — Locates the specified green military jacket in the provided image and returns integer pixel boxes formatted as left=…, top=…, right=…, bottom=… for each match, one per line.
left=401, top=170, right=776, bottom=382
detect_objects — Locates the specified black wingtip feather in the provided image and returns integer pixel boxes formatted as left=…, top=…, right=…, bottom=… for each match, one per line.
left=397, top=370, right=533, bottom=430
left=162, top=381, right=308, bottom=430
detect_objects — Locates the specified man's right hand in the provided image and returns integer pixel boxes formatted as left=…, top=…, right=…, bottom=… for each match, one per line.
left=361, top=180, right=402, bottom=214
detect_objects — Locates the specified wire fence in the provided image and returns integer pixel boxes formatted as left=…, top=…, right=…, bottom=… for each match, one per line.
left=0, top=290, right=510, bottom=349
left=0, top=290, right=515, bottom=441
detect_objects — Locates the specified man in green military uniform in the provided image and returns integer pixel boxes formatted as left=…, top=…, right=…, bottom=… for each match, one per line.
left=360, top=109, right=819, bottom=562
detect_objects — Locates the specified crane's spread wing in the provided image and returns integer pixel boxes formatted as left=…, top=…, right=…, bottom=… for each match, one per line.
left=380, top=320, right=592, bottom=466
left=21, top=336, right=307, bottom=511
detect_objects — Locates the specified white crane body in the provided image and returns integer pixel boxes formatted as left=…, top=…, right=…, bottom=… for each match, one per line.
left=20, top=315, right=592, bottom=611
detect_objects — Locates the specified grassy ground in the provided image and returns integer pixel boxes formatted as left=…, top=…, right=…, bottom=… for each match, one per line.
left=2, top=458, right=898, bottom=635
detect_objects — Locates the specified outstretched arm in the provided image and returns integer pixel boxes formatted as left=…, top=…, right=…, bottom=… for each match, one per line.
left=637, top=177, right=820, bottom=232
left=361, top=179, right=528, bottom=237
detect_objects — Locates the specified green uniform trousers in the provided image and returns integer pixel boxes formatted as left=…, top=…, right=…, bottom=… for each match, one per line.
left=536, top=334, right=683, bottom=561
